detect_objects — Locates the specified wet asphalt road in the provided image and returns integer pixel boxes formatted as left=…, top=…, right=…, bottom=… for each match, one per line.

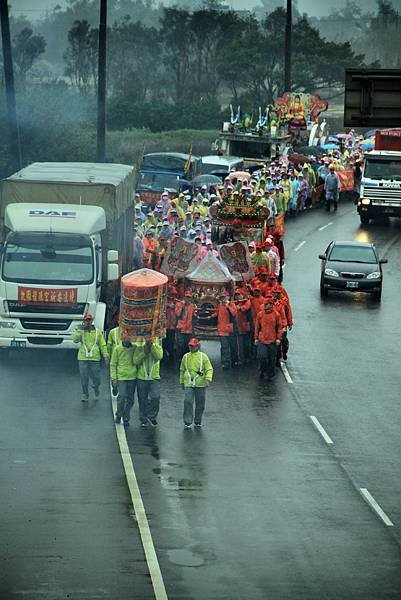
left=1, top=199, right=401, bottom=599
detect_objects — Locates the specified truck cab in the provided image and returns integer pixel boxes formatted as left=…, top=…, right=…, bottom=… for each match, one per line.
left=357, top=150, right=401, bottom=225
left=137, top=152, right=201, bottom=206
left=0, top=204, right=118, bottom=349
left=0, top=162, right=135, bottom=350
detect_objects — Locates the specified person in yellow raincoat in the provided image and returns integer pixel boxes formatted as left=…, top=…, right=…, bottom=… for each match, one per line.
left=281, top=172, right=291, bottom=212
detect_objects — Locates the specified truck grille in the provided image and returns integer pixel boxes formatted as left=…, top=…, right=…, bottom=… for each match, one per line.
left=20, top=318, right=72, bottom=331
left=364, top=186, right=401, bottom=203
left=27, top=337, right=63, bottom=345
left=8, top=301, right=86, bottom=315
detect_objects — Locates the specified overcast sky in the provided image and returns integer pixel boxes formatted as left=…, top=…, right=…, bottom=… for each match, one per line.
left=7, top=0, right=401, bottom=19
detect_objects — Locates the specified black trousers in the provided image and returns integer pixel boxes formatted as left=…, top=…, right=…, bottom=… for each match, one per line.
left=257, top=342, right=277, bottom=378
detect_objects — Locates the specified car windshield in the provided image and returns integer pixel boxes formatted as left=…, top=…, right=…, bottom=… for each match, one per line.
left=329, top=245, right=377, bottom=263
left=2, top=232, right=94, bottom=285
left=138, top=172, right=180, bottom=192
left=364, top=158, right=401, bottom=180
left=202, top=163, right=241, bottom=174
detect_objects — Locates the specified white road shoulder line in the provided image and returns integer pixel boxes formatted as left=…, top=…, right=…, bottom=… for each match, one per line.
left=318, top=222, right=333, bottom=231
left=294, top=240, right=306, bottom=252
left=360, top=488, right=394, bottom=527
left=112, top=397, right=169, bottom=600
left=310, top=416, right=334, bottom=445
left=280, top=361, right=293, bottom=383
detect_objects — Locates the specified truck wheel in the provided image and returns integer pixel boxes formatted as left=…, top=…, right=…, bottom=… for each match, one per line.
left=360, top=214, right=370, bottom=226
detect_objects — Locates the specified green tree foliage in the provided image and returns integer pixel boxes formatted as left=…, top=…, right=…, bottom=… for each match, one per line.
left=13, top=28, right=47, bottom=85
left=219, top=7, right=372, bottom=105
left=364, top=0, right=401, bottom=67
left=63, top=19, right=98, bottom=92
left=108, top=17, right=161, bottom=103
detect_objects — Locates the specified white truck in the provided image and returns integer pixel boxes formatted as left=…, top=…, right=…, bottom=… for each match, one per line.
left=357, top=130, right=401, bottom=225
left=0, top=162, right=135, bottom=350
left=358, top=151, right=401, bottom=225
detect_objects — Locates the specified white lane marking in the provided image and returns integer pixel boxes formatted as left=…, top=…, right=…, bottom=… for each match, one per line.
left=360, top=488, right=394, bottom=527
left=318, top=222, right=333, bottom=231
left=112, top=397, right=168, bottom=600
left=280, top=361, right=293, bottom=383
left=294, top=241, right=306, bottom=252
left=310, top=416, right=334, bottom=445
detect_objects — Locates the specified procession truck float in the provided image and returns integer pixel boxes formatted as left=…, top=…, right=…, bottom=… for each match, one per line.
left=0, top=162, right=135, bottom=350
left=160, top=187, right=280, bottom=340
left=214, top=94, right=328, bottom=166
left=357, top=129, right=401, bottom=225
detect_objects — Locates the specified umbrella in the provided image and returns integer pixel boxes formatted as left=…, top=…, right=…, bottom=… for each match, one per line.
left=365, top=129, right=380, bottom=139
left=336, top=133, right=353, bottom=140
left=326, top=135, right=340, bottom=144
left=193, top=174, right=222, bottom=187
left=361, top=141, right=374, bottom=151
left=295, top=146, right=325, bottom=157
left=321, top=143, right=339, bottom=150
left=288, top=153, right=313, bottom=166
left=228, top=170, right=252, bottom=181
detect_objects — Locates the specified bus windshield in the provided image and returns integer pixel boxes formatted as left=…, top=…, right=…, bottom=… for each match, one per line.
left=2, top=232, right=94, bottom=285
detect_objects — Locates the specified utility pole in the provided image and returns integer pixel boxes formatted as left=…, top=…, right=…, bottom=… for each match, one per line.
left=96, top=0, right=107, bottom=162
left=0, top=0, right=21, bottom=172
left=284, top=0, right=292, bottom=93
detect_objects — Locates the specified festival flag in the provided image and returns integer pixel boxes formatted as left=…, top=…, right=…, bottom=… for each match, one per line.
left=160, top=237, right=199, bottom=277
left=337, top=169, right=354, bottom=192
left=183, top=145, right=193, bottom=175
left=218, top=241, right=254, bottom=281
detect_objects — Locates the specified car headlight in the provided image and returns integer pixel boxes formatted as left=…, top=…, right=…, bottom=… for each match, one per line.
left=361, top=198, right=371, bottom=205
left=0, top=321, right=16, bottom=329
left=324, top=268, right=339, bottom=277
left=367, top=271, right=381, bottom=279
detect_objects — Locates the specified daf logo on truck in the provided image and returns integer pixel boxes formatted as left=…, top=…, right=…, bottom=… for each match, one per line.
left=29, top=210, right=77, bottom=218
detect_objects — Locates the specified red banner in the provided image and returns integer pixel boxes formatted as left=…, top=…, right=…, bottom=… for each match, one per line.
left=337, top=169, right=354, bottom=192
left=18, top=287, right=78, bottom=305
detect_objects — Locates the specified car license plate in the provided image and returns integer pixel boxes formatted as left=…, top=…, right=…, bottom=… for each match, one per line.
left=346, top=281, right=359, bottom=289
left=11, top=340, right=26, bottom=348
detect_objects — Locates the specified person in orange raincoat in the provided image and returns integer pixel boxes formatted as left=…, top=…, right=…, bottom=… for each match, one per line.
left=175, top=290, right=197, bottom=360
left=254, top=294, right=282, bottom=380
left=215, top=290, right=239, bottom=369
left=234, top=291, right=252, bottom=364
left=163, top=284, right=178, bottom=362
left=272, top=287, right=293, bottom=363
left=250, top=288, right=266, bottom=322
left=143, top=230, right=159, bottom=269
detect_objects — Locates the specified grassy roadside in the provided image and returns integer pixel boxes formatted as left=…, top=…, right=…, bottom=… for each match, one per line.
left=106, top=128, right=220, bottom=167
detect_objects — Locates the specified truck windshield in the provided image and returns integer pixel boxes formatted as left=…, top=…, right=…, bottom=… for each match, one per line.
left=2, top=232, right=93, bottom=285
left=138, top=172, right=180, bottom=192
left=364, top=158, right=401, bottom=180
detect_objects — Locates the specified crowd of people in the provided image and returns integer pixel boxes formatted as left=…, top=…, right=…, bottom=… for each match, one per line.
left=73, top=130, right=365, bottom=429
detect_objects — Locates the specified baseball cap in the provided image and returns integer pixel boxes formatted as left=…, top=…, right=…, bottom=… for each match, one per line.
left=184, top=290, right=193, bottom=298
left=188, top=337, right=201, bottom=346
left=83, top=313, right=93, bottom=320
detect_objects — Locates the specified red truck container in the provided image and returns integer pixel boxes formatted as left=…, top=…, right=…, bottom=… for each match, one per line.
left=375, top=129, right=401, bottom=151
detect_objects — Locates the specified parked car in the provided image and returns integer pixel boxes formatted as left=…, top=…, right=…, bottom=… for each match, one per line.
left=201, top=155, right=244, bottom=178
left=318, top=241, right=387, bottom=301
